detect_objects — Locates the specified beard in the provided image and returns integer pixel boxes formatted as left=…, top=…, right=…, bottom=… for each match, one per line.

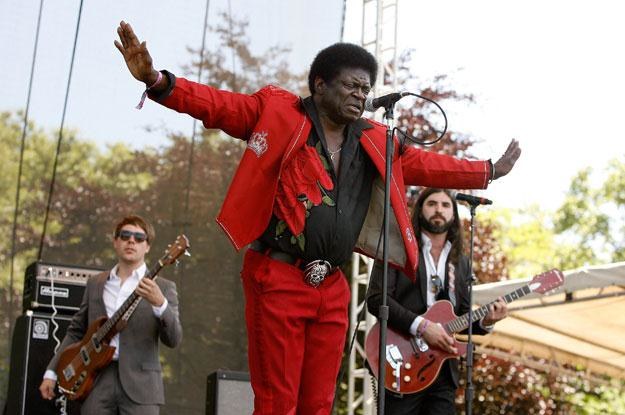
left=419, top=213, right=453, bottom=234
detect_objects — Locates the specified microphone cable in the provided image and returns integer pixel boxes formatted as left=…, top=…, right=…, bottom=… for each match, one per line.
left=47, top=267, right=69, bottom=414
left=394, top=92, right=448, bottom=152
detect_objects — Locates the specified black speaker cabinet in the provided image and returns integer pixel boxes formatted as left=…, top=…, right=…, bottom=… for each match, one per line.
left=6, top=311, right=81, bottom=415
left=206, top=370, right=254, bottom=415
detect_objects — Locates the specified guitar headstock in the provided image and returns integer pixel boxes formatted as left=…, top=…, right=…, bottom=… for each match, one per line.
left=160, top=235, right=190, bottom=266
left=529, top=269, right=565, bottom=294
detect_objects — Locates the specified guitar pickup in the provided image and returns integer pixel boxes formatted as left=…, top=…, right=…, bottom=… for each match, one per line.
left=80, top=346, right=91, bottom=365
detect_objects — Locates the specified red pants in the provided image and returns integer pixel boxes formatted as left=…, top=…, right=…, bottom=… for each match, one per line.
left=241, top=249, right=351, bottom=415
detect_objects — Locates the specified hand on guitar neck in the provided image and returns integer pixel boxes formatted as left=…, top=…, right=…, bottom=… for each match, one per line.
left=135, top=276, right=165, bottom=307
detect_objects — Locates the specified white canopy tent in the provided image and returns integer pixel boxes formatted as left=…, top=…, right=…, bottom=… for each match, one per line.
left=470, top=262, right=625, bottom=381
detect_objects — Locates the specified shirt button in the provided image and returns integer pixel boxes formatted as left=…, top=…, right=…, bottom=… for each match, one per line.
left=339, top=209, right=343, bottom=215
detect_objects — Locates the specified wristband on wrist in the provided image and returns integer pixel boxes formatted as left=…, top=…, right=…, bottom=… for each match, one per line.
left=489, top=159, right=496, bottom=183
left=417, top=319, right=430, bottom=337
left=135, top=71, right=163, bottom=110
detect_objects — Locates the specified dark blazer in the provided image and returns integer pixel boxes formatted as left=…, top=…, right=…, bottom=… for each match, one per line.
left=367, top=251, right=487, bottom=386
left=47, top=270, right=183, bottom=405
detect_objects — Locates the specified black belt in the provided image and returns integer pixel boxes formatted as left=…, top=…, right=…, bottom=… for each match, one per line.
left=249, top=240, right=304, bottom=268
left=249, top=240, right=337, bottom=287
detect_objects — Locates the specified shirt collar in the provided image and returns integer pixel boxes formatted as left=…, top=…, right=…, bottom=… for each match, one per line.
left=109, top=262, right=147, bottom=281
left=420, top=233, right=452, bottom=252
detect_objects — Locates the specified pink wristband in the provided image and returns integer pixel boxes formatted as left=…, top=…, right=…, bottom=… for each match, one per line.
left=135, top=71, right=163, bottom=110
left=418, top=320, right=430, bottom=337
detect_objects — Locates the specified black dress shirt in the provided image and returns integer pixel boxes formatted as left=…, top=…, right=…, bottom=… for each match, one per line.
left=258, top=97, right=377, bottom=267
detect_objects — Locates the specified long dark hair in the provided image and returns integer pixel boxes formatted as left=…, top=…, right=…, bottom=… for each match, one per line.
left=412, top=188, right=464, bottom=264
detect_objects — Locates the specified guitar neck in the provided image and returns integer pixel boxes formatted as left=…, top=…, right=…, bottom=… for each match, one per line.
left=445, top=283, right=532, bottom=334
left=95, top=261, right=163, bottom=342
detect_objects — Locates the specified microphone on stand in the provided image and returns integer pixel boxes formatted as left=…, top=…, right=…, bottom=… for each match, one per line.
left=453, top=192, right=493, bottom=206
left=364, top=91, right=410, bottom=112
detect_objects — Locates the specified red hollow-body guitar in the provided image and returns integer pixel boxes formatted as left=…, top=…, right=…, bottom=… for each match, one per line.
left=55, top=235, right=190, bottom=401
left=365, top=269, right=564, bottom=394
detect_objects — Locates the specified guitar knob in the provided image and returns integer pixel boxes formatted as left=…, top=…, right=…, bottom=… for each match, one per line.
left=404, top=375, right=411, bottom=383
left=405, top=363, right=412, bottom=370
left=391, top=382, right=398, bottom=390
left=392, top=370, right=398, bottom=376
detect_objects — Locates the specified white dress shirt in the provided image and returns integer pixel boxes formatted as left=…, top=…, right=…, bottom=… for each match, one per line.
left=409, top=234, right=452, bottom=335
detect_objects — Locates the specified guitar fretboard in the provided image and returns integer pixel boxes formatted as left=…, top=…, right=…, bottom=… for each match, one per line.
left=444, top=284, right=532, bottom=334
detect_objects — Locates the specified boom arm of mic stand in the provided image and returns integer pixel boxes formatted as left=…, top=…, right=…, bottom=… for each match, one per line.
left=377, top=103, right=396, bottom=415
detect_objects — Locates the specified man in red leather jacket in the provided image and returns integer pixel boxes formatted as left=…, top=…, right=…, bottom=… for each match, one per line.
left=115, top=21, right=520, bottom=415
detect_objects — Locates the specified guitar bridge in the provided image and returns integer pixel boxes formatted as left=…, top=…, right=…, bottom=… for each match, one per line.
left=62, top=364, right=75, bottom=381
left=386, top=344, right=404, bottom=392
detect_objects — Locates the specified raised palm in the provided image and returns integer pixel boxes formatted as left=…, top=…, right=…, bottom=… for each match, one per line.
left=114, top=21, right=157, bottom=85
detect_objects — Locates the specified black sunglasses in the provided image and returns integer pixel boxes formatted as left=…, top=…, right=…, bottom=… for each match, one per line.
left=116, top=229, right=148, bottom=243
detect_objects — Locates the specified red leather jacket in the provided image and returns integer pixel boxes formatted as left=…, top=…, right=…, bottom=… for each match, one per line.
left=154, top=77, right=490, bottom=277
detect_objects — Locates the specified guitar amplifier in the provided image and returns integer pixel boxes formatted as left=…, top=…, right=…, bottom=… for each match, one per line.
left=22, top=261, right=104, bottom=314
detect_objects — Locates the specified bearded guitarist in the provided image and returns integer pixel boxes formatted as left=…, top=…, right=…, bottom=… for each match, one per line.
left=367, top=188, right=507, bottom=414
left=39, top=215, right=183, bottom=414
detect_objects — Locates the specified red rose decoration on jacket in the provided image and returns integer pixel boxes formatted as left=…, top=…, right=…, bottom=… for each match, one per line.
left=274, top=144, right=334, bottom=238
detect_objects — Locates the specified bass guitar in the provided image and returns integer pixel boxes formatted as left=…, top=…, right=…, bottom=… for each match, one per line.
left=365, top=268, right=564, bottom=394
left=56, top=234, right=190, bottom=400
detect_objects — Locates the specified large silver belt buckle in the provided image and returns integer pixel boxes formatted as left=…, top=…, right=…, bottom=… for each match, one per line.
left=303, top=260, right=332, bottom=287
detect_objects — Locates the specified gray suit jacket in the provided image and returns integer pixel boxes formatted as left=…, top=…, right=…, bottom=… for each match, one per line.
left=47, top=270, right=183, bottom=405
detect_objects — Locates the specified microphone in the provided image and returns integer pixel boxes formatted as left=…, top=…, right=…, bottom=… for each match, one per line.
left=453, top=192, right=493, bottom=206
left=364, top=91, right=410, bottom=112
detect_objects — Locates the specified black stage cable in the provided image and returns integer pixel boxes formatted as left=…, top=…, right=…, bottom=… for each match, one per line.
left=177, top=0, right=210, bottom=389
left=8, top=0, right=45, bottom=353
left=37, top=0, right=84, bottom=260
left=340, top=0, right=347, bottom=41
left=182, top=0, right=211, bottom=233
left=227, top=0, right=236, bottom=91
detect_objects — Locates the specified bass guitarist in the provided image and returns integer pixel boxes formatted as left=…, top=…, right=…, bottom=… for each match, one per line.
left=39, top=215, right=183, bottom=414
left=367, top=188, right=507, bottom=414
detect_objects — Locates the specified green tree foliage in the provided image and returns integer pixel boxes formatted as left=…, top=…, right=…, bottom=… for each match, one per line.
left=459, top=354, right=625, bottom=414
left=479, top=206, right=592, bottom=279
left=555, top=160, right=625, bottom=263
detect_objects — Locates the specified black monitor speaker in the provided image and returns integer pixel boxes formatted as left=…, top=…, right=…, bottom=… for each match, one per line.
left=206, top=370, right=254, bottom=415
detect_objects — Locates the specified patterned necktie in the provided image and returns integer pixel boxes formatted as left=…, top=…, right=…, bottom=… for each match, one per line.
left=447, top=263, right=456, bottom=307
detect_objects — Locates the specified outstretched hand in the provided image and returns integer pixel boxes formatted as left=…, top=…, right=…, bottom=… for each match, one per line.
left=493, top=139, right=521, bottom=180
left=114, top=21, right=159, bottom=86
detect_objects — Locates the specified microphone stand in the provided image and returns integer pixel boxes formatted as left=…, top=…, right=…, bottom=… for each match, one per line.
left=376, top=102, right=396, bottom=415
left=463, top=201, right=482, bottom=415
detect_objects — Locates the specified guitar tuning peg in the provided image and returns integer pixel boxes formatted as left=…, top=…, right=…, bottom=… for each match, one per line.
left=174, top=259, right=180, bottom=266
left=184, top=250, right=191, bottom=257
